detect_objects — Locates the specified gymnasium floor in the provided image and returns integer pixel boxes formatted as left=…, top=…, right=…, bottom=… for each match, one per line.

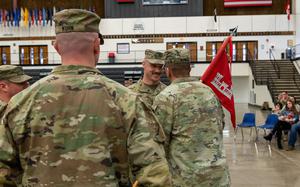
left=225, top=104, right=300, bottom=187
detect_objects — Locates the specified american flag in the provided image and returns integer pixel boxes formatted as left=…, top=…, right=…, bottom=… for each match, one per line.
left=224, top=0, right=272, bottom=8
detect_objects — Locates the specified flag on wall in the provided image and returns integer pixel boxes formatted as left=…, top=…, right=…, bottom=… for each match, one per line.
left=201, top=36, right=236, bottom=129
left=3, top=9, right=7, bottom=27
left=20, top=7, right=24, bottom=27
left=24, top=8, right=29, bottom=27
left=42, top=8, right=46, bottom=26
left=286, top=0, right=290, bottom=21
left=38, top=9, right=42, bottom=26
left=34, top=8, right=38, bottom=26
left=13, top=9, right=17, bottom=26
left=214, top=8, right=217, bottom=23
left=6, top=9, right=10, bottom=27
left=31, top=9, right=34, bottom=26
left=224, top=0, right=272, bottom=8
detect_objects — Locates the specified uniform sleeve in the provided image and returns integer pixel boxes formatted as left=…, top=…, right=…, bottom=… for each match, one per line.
left=127, top=98, right=171, bottom=187
left=0, top=92, right=29, bottom=186
left=0, top=115, right=19, bottom=186
left=153, top=93, right=174, bottom=151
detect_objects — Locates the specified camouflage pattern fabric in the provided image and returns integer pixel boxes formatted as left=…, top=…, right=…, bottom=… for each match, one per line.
left=0, top=65, right=32, bottom=83
left=53, top=9, right=101, bottom=34
left=163, top=48, right=190, bottom=65
left=0, top=65, right=171, bottom=187
left=0, top=100, right=6, bottom=117
left=128, top=79, right=166, bottom=106
left=153, top=77, right=231, bottom=187
left=0, top=100, right=16, bottom=186
left=144, top=50, right=164, bottom=65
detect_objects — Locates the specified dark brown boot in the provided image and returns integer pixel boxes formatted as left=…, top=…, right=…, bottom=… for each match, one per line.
left=277, top=139, right=283, bottom=149
left=286, top=145, right=295, bottom=151
left=264, top=133, right=273, bottom=141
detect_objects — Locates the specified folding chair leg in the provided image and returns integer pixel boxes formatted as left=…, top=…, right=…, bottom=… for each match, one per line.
left=234, top=127, right=238, bottom=141
left=254, top=127, right=258, bottom=141
left=263, top=129, right=267, bottom=136
left=249, top=128, right=253, bottom=142
left=241, top=128, right=244, bottom=140
left=254, top=142, right=259, bottom=155
left=268, top=143, right=272, bottom=156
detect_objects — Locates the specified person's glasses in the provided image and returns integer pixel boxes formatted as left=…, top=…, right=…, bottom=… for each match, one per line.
left=98, top=33, right=104, bottom=45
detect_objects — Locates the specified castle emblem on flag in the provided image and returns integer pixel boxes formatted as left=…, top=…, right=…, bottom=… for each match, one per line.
left=211, top=72, right=233, bottom=99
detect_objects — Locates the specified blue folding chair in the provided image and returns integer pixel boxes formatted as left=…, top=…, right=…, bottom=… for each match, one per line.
left=235, top=113, right=257, bottom=141
left=258, top=114, right=278, bottom=135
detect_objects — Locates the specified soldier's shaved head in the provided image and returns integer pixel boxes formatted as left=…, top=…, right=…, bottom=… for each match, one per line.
left=54, top=32, right=100, bottom=67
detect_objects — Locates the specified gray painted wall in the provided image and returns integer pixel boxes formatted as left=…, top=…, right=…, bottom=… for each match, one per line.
left=105, top=0, right=203, bottom=18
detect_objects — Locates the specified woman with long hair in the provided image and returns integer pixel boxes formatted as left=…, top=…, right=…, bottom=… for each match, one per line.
left=264, top=99, right=299, bottom=149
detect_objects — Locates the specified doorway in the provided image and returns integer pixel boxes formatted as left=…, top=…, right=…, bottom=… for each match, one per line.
left=19, top=45, right=48, bottom=65
left=166, top=42, right=197, bottom=62
left=0, top=46, right=11, bottom=65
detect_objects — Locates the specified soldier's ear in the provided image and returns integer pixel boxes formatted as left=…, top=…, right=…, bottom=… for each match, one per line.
left=94, top=38, right=100, bottom=55
left=165, top=67, right=170, bottom=78
left=0, top=81, right=9, bottom=92
left=53, top=40, right=61, bottom=55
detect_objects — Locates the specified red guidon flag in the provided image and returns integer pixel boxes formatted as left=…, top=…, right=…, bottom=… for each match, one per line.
left=224, top=0, right=272, bottom=8
left=201, top=36, right=236, bottom=129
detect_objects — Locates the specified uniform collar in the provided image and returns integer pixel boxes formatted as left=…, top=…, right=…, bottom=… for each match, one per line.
left=0, top=99, right=7, bottom=111
left=171, top=77, right=199, bottom=84
left=51, top=65, right=102, bottom=75
left=137, top=79, right=164, bottom=93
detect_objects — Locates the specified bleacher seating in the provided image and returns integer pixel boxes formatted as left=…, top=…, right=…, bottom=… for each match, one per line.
left=23, top=65, right=170, bottom=86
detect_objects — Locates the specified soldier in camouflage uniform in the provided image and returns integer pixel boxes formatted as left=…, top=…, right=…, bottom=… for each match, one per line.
left=129, top=50, right=166, bottom=106
left=0, top=65, right=31, bottom=117
left=0, top=9, right=171, bottom=187
left=153, top=48, right=231, bottom=187
left=0, top=65, right=31, bottom=185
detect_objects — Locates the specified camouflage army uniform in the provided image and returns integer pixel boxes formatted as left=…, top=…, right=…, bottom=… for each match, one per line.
left=0, top=100, right=6, bottom=117
left=129, top=49, right=166, bottom=106
left=129, top=79, right=166, bottom=106
left=0, top=65, right=171, bottom=186
left=0, top=65, right=32, bottom=186
left=153, top=48, right=230, bottom=187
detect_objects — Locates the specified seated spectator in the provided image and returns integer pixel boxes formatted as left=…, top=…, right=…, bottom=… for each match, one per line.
left=286, top=121, right=300, bottom=151
left=272, top=102, right=283, bottom=115
left=277, top=91, right=288, bottom=106
left=124, top=79, right=134, bottom=87
left=289, top=96, right=300, bottom=112
left=264, top=99, right=299, bottom=149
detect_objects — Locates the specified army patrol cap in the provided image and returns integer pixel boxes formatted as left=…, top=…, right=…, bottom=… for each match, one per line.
left=0, top=65, right=32, bottom=83
left=144, top=49, right=164, bottom=65
left=53, top=9, right=104, bottom=45
left=163, top=48, right=190, bottom=65
left=54, top=9, right=100, bottom=34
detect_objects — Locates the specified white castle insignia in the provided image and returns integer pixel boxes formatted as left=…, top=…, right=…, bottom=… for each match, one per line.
left=211, top=72, right=233, bottom=99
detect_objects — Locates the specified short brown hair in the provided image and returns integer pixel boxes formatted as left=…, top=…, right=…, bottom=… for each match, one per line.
left=167, top=63, right=191, bottom=77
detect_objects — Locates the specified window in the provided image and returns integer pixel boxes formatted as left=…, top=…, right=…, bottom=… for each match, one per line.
left=242, top=43, right=247, bottom=61
left=212, top=43, right=216, bottom=59
left=143, top=0, right=188, bottom=5
left=166, top=42, right=197, bottom=62
left=206, top=41, right=258, bottom=62
left=19, top=45, right=48, bottom=65
left=0, top=46, right=11, bottom=65
left=117, top=43, right=130, bottom=54
left=232, top=43, right=237, bottom=61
